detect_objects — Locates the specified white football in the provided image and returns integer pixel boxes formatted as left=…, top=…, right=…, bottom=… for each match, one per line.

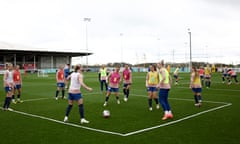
left=103, top=110, right=110, bottom=118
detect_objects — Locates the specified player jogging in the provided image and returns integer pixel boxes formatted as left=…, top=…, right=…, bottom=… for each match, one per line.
left=103, top=65, right=121, bottom=107
left=173, top=66, right=180, bottom=85
left=13, top=65, right=23, bottom=103
left=190, top=67, right=202, bottom=107
left=63, top=64, right=92, bottom=124
left=222, top=66, right=228, bottom=84
left=56, top=65, right=65, bottom=100
left=157, top=60, right=173, bottom=120
left=99, top=64, right=108, bottom=93
left=227, top=69, right=239, bottom=85
left=204, top=64, right=211, bottom=88
left=3, top=63, right=14, bottom=111
left=122, top=64, right=132, bottom=102
left=146, top=64, right=160, bottom=111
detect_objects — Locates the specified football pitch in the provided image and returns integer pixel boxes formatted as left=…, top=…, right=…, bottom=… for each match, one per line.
left=0, top=72, right=239, bottom=144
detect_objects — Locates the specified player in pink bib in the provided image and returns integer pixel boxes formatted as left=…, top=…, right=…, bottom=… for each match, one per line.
left=122, top=64, right=132, bottom=102
left=103, top=65, right=121, bottom=107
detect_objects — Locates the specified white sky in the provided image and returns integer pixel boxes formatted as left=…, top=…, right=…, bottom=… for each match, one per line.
left=0, top=0, right=240, bottom=65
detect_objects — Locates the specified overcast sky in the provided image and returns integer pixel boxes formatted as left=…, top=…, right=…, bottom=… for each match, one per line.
left=0, top=0, right=240, bottom=65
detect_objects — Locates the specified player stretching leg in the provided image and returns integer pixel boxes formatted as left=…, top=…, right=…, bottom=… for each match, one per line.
left=63, top=64, right=92, bottom=124
left=146, top=64, right=160, bottom=111
left=122, top=64, right=132, bottom=102
left=103, top=65, right=121, bottom=107
left=227, top=69, right=239, bottom=85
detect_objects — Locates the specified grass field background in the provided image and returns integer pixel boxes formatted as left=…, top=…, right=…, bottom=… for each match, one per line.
left=0, top=72, right=239, bottom=144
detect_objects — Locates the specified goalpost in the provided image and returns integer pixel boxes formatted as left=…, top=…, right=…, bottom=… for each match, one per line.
left=37, top=69, right=48, bottom=77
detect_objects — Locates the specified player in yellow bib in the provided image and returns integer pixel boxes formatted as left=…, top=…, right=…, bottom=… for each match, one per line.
left=190, top=67, right=202, bottom=107
left=204, top=64, right=211, bottom=88
left=98, top=65, right=108, bottom=93
left=146, top=64, right=160, bottom=111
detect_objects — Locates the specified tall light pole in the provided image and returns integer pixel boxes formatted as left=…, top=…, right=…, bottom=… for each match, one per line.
left=188, top=28, right=192, bottom=72
left=120, top=33, right=123, bottom=65
left=84, top=17, right=91, bottom=69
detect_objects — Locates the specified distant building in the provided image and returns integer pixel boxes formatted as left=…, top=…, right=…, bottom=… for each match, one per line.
left=0, top=41, right=93, bottom=70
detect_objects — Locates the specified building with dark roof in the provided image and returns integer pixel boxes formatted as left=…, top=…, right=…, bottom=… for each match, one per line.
left=0, top=41, right=93, bottom=69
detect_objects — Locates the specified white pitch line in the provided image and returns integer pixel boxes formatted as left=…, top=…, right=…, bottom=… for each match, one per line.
left=23, top=97, right=50, bottom=102
left=2, top=94, right=232, bottom=137
left=10, top=109, right=124, bottom=137
left=130, top=93, right=230, bottom=105
left=123, top=102, right=232, bottom=136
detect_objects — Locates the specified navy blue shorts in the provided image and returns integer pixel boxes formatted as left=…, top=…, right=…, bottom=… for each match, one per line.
left=5, top=87, right=13, bottom=92
left=192, top=88, right=202, bottom=93
left=108, top=87, right=119, bottom=92
left=57, top=82, right=65, bottom=88
left=123, top=83, right=131, bottom=88
left=15, top=84, right=22, bottom=89
left=147, top=87, right=158, bottom=92
left=68, top=93, right=82, bottom=101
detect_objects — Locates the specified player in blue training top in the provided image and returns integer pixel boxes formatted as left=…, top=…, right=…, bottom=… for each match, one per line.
left=64, top=64, right=70, bottom=89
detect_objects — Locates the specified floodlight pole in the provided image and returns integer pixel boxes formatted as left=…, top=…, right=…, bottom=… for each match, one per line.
left=120, top=33, right=123, bottom=65
left=84, top=18, right=91, bottom=69
left=188, top=28, right=192, bottom=72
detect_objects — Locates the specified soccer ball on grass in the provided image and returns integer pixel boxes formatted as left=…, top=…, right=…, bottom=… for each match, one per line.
left=102, top=110, right=110, bottom=118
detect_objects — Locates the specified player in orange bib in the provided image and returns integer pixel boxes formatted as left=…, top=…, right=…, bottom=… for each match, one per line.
left=13, top=65, right=23, bottom=103
left=56, top=65, right=65, bottom=100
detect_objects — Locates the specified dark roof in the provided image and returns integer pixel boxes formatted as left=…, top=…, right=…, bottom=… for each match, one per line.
left=0, top=48, right=92, bottom=57
left=0, top=41, right=93, bottom=57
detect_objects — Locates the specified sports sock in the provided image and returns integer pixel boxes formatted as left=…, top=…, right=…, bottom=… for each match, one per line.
left=194, top=95, right=198, bottom=103
left=65, top=105, right=73, bottom=116
left=62, top=90, right=65, bottom=98
left=126, top=89, right=130, bottom=98
left=154, top=98, right=159, bottom=104
left=123, top=89, right=127, bottom=95
left=105, top=96, right=109, bottom=102
left=197, top=95, right=202, bottom=103
left=3, top=98, right=8, bottom=108
left=17, top=94, right=20, bottom=99
left=12, top=95, right=15, bottom=100
left=79, top=104, right=84, bottom=119
left=55, top=90, right=59, bottom=97
left=6, top=97, right=12, bottom=108
left=148, top=98, right=152, bottom=108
